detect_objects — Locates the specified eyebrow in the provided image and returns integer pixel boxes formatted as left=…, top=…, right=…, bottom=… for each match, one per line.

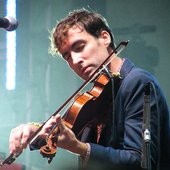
left=71, top=39, right=85, bottom=49
left=62, top=39, right=86, bottom=58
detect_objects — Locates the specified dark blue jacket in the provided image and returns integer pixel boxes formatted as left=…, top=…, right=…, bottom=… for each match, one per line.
left=30, top=58, right=170, bottom=170
left=85, top=58, right=170, bottom=170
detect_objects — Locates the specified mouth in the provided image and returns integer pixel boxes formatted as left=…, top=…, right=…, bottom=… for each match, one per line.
left=82, top=66, right=92, bottom=74
left=82, top=66, right=97, bottom=79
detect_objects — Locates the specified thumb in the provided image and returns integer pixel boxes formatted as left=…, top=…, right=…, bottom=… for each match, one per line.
left=56, top=115, right=67, bottom=132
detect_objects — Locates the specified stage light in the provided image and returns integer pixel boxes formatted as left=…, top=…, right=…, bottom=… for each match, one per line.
left=5, top=0, right=17, bottom=90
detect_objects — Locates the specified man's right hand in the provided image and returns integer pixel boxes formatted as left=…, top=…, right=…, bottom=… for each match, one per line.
left=9, top=123, right=38, bottom=155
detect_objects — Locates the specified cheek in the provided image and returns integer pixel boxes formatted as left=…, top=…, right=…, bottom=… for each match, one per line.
left=91, top=46, right=108, bottom=64
left=84, top=43, right=100, bottom=60
left=67, top=62, right=75, bottom=72
left=68, top=62, right=80, bottom=75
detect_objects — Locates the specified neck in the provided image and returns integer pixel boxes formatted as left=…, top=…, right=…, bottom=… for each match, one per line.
left=109, top=55, right=124, bottom=73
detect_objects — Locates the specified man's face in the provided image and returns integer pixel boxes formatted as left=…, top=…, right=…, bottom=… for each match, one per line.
left=59, top=26, right=111, bottom=80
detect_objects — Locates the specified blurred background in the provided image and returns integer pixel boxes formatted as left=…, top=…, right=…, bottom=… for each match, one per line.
left=0, top=0, right=170, bottom=169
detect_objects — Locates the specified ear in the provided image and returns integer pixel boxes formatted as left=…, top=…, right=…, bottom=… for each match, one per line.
left=100, top=30, right=111, bottom=47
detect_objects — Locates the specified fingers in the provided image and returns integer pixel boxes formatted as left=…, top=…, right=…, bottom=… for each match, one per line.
left=57, top=116, right=66, bottom=131
left=9, top=125, right=23, bottom=154
left=9, top=124, right=37, bottom=155
left=37, top=115, right=77, bottom=152
left=8, top=115, right=66, bottom=156
left=38, top=115, right=68, bottom=146
left=38, top=116, right=58, bottom=138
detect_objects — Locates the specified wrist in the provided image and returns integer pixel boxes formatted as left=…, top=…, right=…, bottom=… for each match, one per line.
left=81, top=143, right=91, bottom=167
left=74, top=141, right=91, bottom=167
left=28, top=122, right=41, bottom=128
left=79, top=142, right=89, bottom=159
left=72, top=140, right=88, bottom=157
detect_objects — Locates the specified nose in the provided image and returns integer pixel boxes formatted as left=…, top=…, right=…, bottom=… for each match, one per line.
left=71, top=52, right=83, bottom=65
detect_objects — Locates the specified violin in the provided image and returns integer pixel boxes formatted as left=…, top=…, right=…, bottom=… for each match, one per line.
left=40, top=73, right=112, bottom=163
left=0, top=40, right=129, bottom=166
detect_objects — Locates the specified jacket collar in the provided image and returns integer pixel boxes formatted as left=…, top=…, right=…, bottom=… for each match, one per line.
left=120, top=58, right=134, bottom=79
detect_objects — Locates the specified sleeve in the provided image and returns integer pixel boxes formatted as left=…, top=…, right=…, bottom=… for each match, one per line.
left=28, top=122, right=46, bottom=151
left=29, top=137, right=46, bottom=151
left=85, top=69, right=163, bottom=170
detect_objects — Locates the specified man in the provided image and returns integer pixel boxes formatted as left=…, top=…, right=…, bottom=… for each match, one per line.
left=8, top=9, right=170, bottom=170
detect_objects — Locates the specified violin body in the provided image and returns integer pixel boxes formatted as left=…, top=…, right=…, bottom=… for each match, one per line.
left=65, top=73, right=112, bottom=135
left=39, top=73, right=113, bottom=161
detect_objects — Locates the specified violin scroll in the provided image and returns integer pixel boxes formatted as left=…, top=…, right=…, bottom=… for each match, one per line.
left=40, top=137, right=58, bottom=163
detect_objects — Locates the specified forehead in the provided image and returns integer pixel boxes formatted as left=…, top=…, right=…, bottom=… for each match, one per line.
left=59, top=26, right=91, bottom=52
left=68, top=25, right=84, bottom=35
left=65, top=25, right=89, bottom=42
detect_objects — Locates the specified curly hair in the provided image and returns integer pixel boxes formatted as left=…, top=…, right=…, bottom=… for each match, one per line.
left=49, top=8, right=116, bottom=56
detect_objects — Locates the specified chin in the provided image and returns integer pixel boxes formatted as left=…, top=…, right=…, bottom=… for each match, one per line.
left=78, top=71, right=94, bottom=81
left=76, top=74, right=87, bottom=81
left=81, top=74, right=90, bottom=81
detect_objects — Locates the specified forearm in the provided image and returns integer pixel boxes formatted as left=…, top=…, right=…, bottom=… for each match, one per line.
left=69, top=140, right=88, bottom=159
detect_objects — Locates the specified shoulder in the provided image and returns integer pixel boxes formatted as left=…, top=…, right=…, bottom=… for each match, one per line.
left=128, top=67, right=155, bottom=82
left=119, top=58, right=163, bottom=95
left=123, top=67, right=156, bottom=90
left=121, top=58, right=157, bottom=86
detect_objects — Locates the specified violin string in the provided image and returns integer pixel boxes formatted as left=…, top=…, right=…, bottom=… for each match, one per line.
left=47, top=101, right=73, bottom=137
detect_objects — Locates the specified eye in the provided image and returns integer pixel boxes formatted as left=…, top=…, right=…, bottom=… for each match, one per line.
left=73, top=43, right=85, bottom=52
